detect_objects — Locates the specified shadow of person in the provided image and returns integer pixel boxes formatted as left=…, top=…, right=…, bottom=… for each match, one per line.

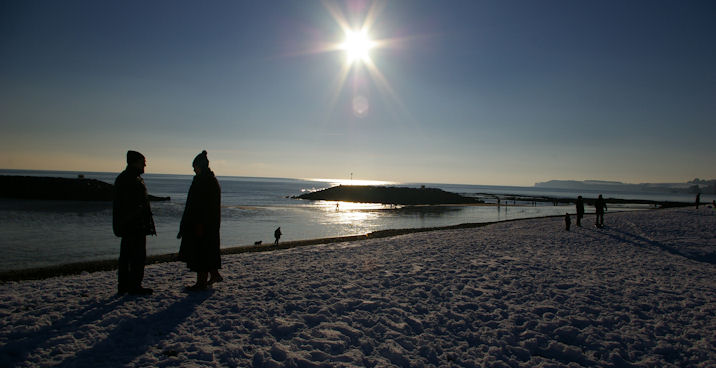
left=53, top=291, right=213, bottom=367
left=0, top=296, right=128, bottom=367
left=580, top=225, right=716, bottom=265
left=605, top=228, right=716, bottom=265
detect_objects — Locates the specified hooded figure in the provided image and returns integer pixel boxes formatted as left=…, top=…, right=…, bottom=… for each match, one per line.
left=178, top=150, right=222, bottom=290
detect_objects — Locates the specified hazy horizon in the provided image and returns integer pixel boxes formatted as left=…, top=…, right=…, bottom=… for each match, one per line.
left=2, top=1, right=714, bottom=186
left=1, top=167, right=710, bottom=189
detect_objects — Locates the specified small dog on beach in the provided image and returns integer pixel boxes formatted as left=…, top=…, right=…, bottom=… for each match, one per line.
left=254, top=241, right=262, bottom=245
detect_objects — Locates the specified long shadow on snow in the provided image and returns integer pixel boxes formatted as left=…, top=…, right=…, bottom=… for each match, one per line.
left=52, top=290, right=214, bottom=368
left=593, top=226, right=716, bottom=265
left=0, top=295, right=127, bottom=367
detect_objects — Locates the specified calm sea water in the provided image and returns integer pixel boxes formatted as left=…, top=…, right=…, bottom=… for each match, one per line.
left=0, top=169, right=710, bottom=271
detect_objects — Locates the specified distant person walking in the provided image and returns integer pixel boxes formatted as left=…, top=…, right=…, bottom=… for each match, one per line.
left=113, top=150, right=156, bottom=295
left=695, top=193, right=701, bottom=209
left=576, top=196, right=585, bottom=227
left=178, top=150, right=223, bottom=291
left=274, top=227, right=282, bottom=246
left=595, top=194, right=607, bottom=228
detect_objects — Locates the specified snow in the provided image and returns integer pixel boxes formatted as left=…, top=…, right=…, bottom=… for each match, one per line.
left=1, top=207, right=714, bottom=367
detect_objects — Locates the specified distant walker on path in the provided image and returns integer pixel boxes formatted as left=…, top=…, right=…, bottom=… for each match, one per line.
left=595, top=194, right=607, bottom=228
left=113, top=150, right=156, bottom=296
left=274, top=227, right=282, bottom=246
left=695, top=193, right=701, bottom=209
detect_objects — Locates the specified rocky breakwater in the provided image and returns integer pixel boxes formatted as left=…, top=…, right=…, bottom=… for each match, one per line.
left=294, top=185, right=482, bottom=205
left=0, top=175, right=169, bottom=201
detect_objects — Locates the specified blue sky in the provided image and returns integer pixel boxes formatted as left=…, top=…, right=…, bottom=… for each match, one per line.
left=1, top=0, right=714, bottom=186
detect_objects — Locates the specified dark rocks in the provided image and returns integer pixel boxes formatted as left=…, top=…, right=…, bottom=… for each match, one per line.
left=294, top=185, right=482, bottom=205
left=0, top=175, right=169, bottom=202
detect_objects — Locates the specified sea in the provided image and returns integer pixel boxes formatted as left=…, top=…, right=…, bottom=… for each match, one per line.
left=1, top=169, right=711, bottom=271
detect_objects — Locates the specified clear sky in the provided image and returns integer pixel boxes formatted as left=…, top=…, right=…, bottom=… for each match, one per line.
left=1, top=0, right=714, bottom=186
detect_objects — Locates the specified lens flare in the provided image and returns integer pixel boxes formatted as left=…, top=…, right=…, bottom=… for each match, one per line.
left=352, top=95, right=370, bottom=117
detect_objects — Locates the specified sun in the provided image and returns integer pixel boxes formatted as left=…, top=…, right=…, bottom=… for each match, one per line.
left=341, top=29, right=374, bottom=64
left=309, top=1, right=408, bottom=119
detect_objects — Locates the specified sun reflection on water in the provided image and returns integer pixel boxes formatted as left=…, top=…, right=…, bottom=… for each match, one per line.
left=317, top=200, right=392, bottom=226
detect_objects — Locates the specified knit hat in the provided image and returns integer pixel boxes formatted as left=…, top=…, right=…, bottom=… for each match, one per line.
left=193, top=150, right=209, bottom=168
left=126, top=150, right=145, bottom=164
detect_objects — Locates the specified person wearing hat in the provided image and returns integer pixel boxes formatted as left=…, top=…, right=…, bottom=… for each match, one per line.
left=113, top=150, right=156, bottom=295
left=178, top=150, right=223, bottom=290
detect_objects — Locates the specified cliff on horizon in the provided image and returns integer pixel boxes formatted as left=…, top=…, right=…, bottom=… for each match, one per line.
left=294, top=185, right=483, bottom=205
left=535, top=179, right=716, bottom=194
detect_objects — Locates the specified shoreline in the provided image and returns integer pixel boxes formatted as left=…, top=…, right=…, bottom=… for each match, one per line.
left=0, top=212, right=576, bottom=282
left=0, top=207, right=666, bottom=284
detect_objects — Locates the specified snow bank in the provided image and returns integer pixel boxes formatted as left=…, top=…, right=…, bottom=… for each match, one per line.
left=1, top=207, right=714, bottom=367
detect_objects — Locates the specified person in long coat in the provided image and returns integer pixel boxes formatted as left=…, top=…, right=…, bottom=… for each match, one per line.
left=178, top=150, right=222, bottom=290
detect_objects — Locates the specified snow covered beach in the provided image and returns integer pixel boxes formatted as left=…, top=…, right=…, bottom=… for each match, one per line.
left=1, top=207, right=714, bottom=367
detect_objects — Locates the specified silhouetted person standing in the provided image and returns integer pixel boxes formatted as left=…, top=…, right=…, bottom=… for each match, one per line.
left=113, top=150, right=155, bottom=295
left=695, top=193, right=701, bottom=209
left=595, top=194, right=607, bottom=228
left=274, top=227, right=282, bottom=245
left=576, top=196, right=585, bottom=227
left=178, top=150, right=222, bottom=291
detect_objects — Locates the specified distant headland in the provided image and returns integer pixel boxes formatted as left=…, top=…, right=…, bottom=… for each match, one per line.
left=0, top=175, right=170, bottom=201
left=294, top=185, right=483, bottom=205
left=535, top=179, right=716, bottom=194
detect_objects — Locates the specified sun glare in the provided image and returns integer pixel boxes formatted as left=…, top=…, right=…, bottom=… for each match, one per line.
left=341, top=29, right=374, bottom=63
left=311, top=1, right=409, bottom=120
